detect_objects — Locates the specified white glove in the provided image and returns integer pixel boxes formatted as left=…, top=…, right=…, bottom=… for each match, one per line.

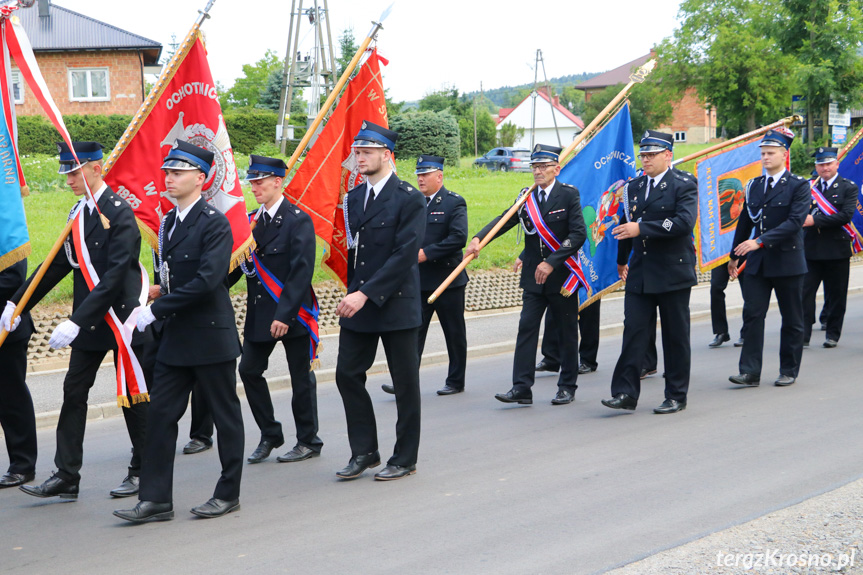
left=2, top=301, right=20, bottom=332
left=48, top=320, right=80, bottom=349
left=136, top=305, right=156, bottom=332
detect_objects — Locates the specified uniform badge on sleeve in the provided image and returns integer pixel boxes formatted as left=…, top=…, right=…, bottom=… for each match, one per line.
left=662, top=218, right=673, bottom=231
left=562, top=239, right=572, bottom=248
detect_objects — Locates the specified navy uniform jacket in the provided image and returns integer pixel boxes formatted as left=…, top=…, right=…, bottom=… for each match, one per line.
left=1, top=259, right=33, bottom=344
left=151, top=198, right=241, bottom=366
left=617, top=169, right=698, bottom=294
left=341, top=174, right=426, bottom=333
left=478, top=179, right=586, bottom=295
left=804, top=175, right=858, bottom=260
left=731, top=171, right=809, bottom=277
left=419, top=186, right=468, bottom=291
left=228, top=200, right=316, bottom=343
left=14, top=186, right=146, bottom=350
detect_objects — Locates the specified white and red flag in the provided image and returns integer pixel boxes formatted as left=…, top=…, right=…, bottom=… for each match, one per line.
left=104, top=34, right=253, bottom=266
left=284, top=50, right=389, bottom=286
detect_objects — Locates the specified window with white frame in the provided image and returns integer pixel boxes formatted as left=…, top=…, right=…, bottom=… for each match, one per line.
left=10, top=69, right=23, bottom=104
left=674, top=131, right=687, bottom=143
left=68, top=68, right=110, bottom=101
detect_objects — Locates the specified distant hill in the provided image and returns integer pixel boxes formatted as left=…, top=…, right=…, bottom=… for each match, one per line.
left=463, top=72, right=602, bottom=108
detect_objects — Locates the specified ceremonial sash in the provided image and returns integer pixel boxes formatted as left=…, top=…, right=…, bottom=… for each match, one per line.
left=523, top=192, right=588, bottom=297
left=244, top=212, right=321, bottom=368
left=811, top=180, right=863, bottom=253
left=70, top=205, right=149, bottom=407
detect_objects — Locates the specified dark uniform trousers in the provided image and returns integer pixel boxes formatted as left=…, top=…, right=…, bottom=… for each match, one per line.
left=612, top=168, right=699, bottom=402
left=417, top=186, right=469, bottom=389
left=188, top=386, right=213, bottom=444
left=0, top=260, right=36, bottom=476
left=710, top=264, right=747, bottom=339
left=732, top=171, right=810, bottom=379
left=12, top=190, right=151, bottom=484
left=478, top=180, right=587, bottom=395
left=139, top=199, right=244, bottom=504
left=337, top=174, right=426, bottom=468
left=801, top=175, right=858, bottom=344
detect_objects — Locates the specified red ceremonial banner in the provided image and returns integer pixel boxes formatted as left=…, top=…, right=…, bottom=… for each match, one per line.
left=104, top=36, right=252, bottom=266
left=284, top=50, right=389, bottom=287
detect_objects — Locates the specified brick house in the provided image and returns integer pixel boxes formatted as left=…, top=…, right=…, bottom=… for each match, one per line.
left=13, top=0, right=161, bottom=116
left=576, top=53, right=717, bottom=145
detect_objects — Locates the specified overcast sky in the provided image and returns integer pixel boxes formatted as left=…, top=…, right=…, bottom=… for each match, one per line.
left=56, top=0, right=684, bottom=102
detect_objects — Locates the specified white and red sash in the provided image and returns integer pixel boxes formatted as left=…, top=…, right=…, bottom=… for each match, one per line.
left=810, top=179, right=863, bottom=253
left=523, top=191, right=588, bottom=297
left=70, top=203, right=149, bottom=406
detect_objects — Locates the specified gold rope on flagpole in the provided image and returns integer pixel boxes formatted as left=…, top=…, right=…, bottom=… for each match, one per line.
left=427, top=59, right=658, bottom=305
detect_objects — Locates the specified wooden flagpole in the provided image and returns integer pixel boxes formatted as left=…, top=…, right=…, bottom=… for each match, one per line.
left=427, top=59, right=657, bottom=304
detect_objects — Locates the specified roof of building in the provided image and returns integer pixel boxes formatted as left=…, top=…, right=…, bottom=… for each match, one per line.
left=17, top=1, right=162, bottom=64
left=574, top=53, right=652, bottom=91
left=498, top=87, right=585, bottom=130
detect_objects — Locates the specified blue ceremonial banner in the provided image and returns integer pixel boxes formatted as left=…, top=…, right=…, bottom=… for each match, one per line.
left=558, top=102, right=636, bottom=308
left=694, top=139, right=762, bottom=272
left=0, top=85, right=28, bottom=271
left=837, top=136, right=863, bottom=243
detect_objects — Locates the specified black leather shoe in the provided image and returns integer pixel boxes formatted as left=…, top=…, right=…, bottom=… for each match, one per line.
left=709, top=333, right=730, bottom=348
left=729, top=373, right=760, bottom=386
left=114, top=501, right=173, bottom=523
left=109, top=475, right=139, bottom=498
left=494, top=389, right=532, bottom=405
left=578, top=363, right=597, bottom=374
left=534, top=359, right=560, bottom=373
left=601, top=393, right=637, bottom=411
left=437, top=385, right=464, bottom=395
left=733, top=338, right=744, bottom=347
left=276, top=445, right=319, bottom=463
left=374, top=464, right=416, bottom=481
left=381, top=384, right=395, bottom=394
left=0, top=472, right=34, bottom=488
left=336, top=452, right=381, bottom=480
left=802, top=340, right=810, bottom=348
left=247, top=439, right=283, bottom=464
left=640, top=368, right=657, bottom=379
left=19, top=473, right=78, bottom=499
left=774, top=375, right=796, bottom=387
left=654, top=399, right=686, bottom=414
left=190, top=497, right=240, bottom=518
left=823, top=339, right=838, bottom=348
left=182, top=439, right=212, bottom=454
left=551, top=389, right=574, bottom=405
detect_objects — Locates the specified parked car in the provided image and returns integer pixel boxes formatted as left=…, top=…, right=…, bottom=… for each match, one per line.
left=473, top=147, right=531, bottom=172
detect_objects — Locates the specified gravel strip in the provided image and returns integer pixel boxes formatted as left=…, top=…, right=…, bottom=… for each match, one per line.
left=606, top=478, right=863, bottom=574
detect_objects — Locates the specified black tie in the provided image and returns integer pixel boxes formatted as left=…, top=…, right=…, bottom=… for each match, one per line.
left=821, top=180, right=827, bottom=194
left=539, top=189, right=547, bottom=208
left=426, top=196, right=431, bottom=206
left=648, top=179, right=656, bottom=200
left=364, top=190, right=374, bottom=213
left=766, top=176, right=774, bottom=195
left=262, top=212, right=271, bottom=227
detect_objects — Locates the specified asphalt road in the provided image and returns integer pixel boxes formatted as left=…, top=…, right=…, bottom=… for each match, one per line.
left=2, top=292, right=863, bottom=575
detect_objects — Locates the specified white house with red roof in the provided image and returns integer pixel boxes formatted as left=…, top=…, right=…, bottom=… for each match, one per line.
left=497, top=87, right=584, bottom=149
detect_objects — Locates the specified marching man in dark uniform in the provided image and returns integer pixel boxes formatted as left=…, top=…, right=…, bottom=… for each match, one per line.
left=0, top=260, right=37, bottom=488
left=602, top=131, right=697, bottom=414
left=802, top=146, right=858, bottom=348
left=7, top=142, right=149, bottom=499
left=229, top=154, right=323, bottom=463
left=466, top=144, right=587, bottom=406
left=334, top=121, right=426, bottom=481
left=728, top=128, right=809, bottom=387
left=381, top=155, right=468, bottom=397
left=115, top=140, right=244, bottom=522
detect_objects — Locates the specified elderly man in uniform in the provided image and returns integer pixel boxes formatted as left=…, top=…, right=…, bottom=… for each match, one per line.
left=334, top=121, right=426, bottom=481
left=466, top=144, right=587, bottom=406
left=0, top=260, right=37, bottom=489
left=802, top=146, right=858, bottom=349
left=6, top=142, right=150, bottom=499
left=114, top=140, right=244, bottom=522
left=381, top=155, right=468, bottom=397
left=229, top=154, right=323, bottom=463
left=602, top=131, right=698, bottom=414
left=728, top=128, right=809, bottom=387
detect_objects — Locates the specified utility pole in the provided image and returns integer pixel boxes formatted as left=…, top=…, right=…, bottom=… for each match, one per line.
left=474, top=82, right=480, bottom=156
left=538, top=49, right=562, bottom=147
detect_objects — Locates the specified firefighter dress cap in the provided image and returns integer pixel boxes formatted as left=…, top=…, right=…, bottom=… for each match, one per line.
left=638, top=130, right=673, bottom=153
left=415, top=155, right=444, bottom=174
left=759, top=127, right=794, bottom=149
left=247, top=154, right=288, bottom=180
left=351, top=120, right=398, bottom=152
left=161, top=140, right=215, bottom=177
left=813, top=146, right=838, bottom=164
left=529, top=143, right=562, bottom=164
left=57, top=141, right=103, bottom=174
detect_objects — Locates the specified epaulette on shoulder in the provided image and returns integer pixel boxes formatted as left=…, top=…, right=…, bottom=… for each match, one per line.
left=793, top=174, right=805, bottom=181
left=398, top=181, right=417, bottom=193
left=447, top=190, right=461, bottom=198
left=673, top=169, right=694, bottom=181
left=202, top=207, right=216, bottom=216
left=559, top=181, right=576, bottom=190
